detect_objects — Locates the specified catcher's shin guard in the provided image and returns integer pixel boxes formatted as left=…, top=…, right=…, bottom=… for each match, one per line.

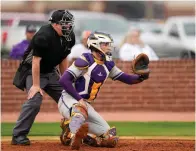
left=70, top=123, right=88, bottom=150
left=69, top=101, right=88, bottom=134
left=60, top=118, right=71, bottom=146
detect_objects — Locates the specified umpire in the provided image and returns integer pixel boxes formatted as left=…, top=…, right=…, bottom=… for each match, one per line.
left=12, top=10, right=75, bottom=145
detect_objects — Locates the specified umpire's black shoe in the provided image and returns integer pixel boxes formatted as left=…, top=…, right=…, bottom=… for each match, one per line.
left=11, top=136, right=30, bottom=145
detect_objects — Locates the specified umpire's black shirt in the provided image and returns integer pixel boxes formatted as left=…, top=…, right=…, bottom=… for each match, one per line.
left=23, top=24, right=75, bottom=73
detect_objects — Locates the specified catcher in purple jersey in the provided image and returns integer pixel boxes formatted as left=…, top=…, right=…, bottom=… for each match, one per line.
left=58, top=31, right=150, bottom=150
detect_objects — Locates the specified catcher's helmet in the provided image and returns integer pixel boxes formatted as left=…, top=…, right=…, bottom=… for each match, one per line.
left=87, top=31, right=114, bottom=61
left=49, top=10, right=74, bottom=38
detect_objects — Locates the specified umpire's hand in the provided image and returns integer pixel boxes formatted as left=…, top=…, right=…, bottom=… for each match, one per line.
left=28, top=85, right=43, bottom=99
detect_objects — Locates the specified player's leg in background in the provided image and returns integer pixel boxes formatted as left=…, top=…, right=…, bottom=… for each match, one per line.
left=84, top=103, right=119, bottom=148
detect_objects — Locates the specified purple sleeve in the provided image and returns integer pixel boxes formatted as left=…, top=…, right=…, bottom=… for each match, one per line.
left=10, top=44, right=22, bottom=59
left=10, top=41, right=28, bottom=60
left=59, top=71, right=82, bottom=101
left=115, top=73, right=142, bottom=84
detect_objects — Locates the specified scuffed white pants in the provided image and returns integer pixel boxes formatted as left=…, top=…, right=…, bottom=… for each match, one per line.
left=58, top=90, right=110, bottom=136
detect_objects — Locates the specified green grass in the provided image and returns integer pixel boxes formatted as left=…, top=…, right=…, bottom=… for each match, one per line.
left=1, top=122, right=195, bottom=136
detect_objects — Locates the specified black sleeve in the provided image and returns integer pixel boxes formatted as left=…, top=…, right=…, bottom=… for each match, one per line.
left=32, top=34, right=49, bottom=58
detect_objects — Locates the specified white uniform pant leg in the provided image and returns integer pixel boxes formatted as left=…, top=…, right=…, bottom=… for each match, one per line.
left=58, top=91, right=110, bottom=136
left=58, top=90, right=78, bottom=119
left=86, top=103, right=110, bottom=136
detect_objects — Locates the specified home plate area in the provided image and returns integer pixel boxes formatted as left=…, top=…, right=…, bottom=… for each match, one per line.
left=2, top=139, right=194, bottom=151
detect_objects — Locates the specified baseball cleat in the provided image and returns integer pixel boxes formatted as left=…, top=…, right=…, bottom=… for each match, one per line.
left=83, top=135, right=98, bottom=146
left=105, top=136, right=119, bottom=148
left=11, top=135, right=30, bottom=146
left=60, top=118, right=71, bottom=146
left=100, top=135, right=119, bottom=148
left=70, top=123, right=88, bottom=150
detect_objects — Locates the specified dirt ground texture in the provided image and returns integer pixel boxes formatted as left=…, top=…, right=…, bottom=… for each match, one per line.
left=2, top=139, right=195, bottom=151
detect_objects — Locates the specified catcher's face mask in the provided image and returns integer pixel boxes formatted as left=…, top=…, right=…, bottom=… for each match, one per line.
left=58, top=11, right=74, bottom=37
left=87, top=31, right=114, bottom=61
left=100, top=42, right=114, bottom=61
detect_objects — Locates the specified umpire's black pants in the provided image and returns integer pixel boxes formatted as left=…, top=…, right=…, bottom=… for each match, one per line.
left=13, top=71, right=63, bottom=137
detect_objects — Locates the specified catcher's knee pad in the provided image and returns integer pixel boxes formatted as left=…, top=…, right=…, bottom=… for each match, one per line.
left=69, top=102, right=88, bottom=134
left=71, top=102, right=88, bottom=119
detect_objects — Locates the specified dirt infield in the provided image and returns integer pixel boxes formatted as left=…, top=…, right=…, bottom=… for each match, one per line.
left=2, top=139, right=195, bottom=151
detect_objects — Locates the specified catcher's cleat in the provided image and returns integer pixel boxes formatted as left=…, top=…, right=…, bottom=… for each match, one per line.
left=99, top=127, right=119, bottom=148
left=83, top=134, right=119, bottom=148
left=70, top=123, right=88, bottom=150
left=83, top=127, right=118, bottom=148
left=100, top=135, right=119, bottom=148
left=86, top=127, right=118, bottom=148
left=60, top=118, right=71, bottom=146
left=83, top=134, right=98, bottom=147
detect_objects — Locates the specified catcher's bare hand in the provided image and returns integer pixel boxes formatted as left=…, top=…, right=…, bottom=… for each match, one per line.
left=28, top=85, right=43, bottom=99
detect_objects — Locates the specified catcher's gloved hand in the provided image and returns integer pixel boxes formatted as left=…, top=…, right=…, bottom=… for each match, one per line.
left=131, top=53, right=150, bottom=81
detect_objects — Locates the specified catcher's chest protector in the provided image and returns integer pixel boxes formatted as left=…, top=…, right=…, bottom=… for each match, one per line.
left=74, top=53, right=115, bottom=102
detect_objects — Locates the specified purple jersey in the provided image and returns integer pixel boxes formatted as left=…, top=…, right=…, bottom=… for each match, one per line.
left=67, top=53, right=123, bottom=102
left=10, top=40, right=30, bottom=60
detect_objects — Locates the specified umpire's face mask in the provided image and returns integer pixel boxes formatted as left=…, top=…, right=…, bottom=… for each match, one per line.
left=58, top=12, right=74, bottom=38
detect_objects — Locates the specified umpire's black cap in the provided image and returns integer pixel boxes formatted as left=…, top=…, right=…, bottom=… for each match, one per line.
left=49, top=10, right=73, bottom=23
left=49, top=10, right=64, bottom=23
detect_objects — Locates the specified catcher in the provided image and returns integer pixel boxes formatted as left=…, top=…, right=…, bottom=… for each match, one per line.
left=58, top=31, right=150, bottom=150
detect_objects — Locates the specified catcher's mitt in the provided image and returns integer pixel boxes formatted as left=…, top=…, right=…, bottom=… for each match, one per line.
left=131, top=53, right=150, bottom=80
